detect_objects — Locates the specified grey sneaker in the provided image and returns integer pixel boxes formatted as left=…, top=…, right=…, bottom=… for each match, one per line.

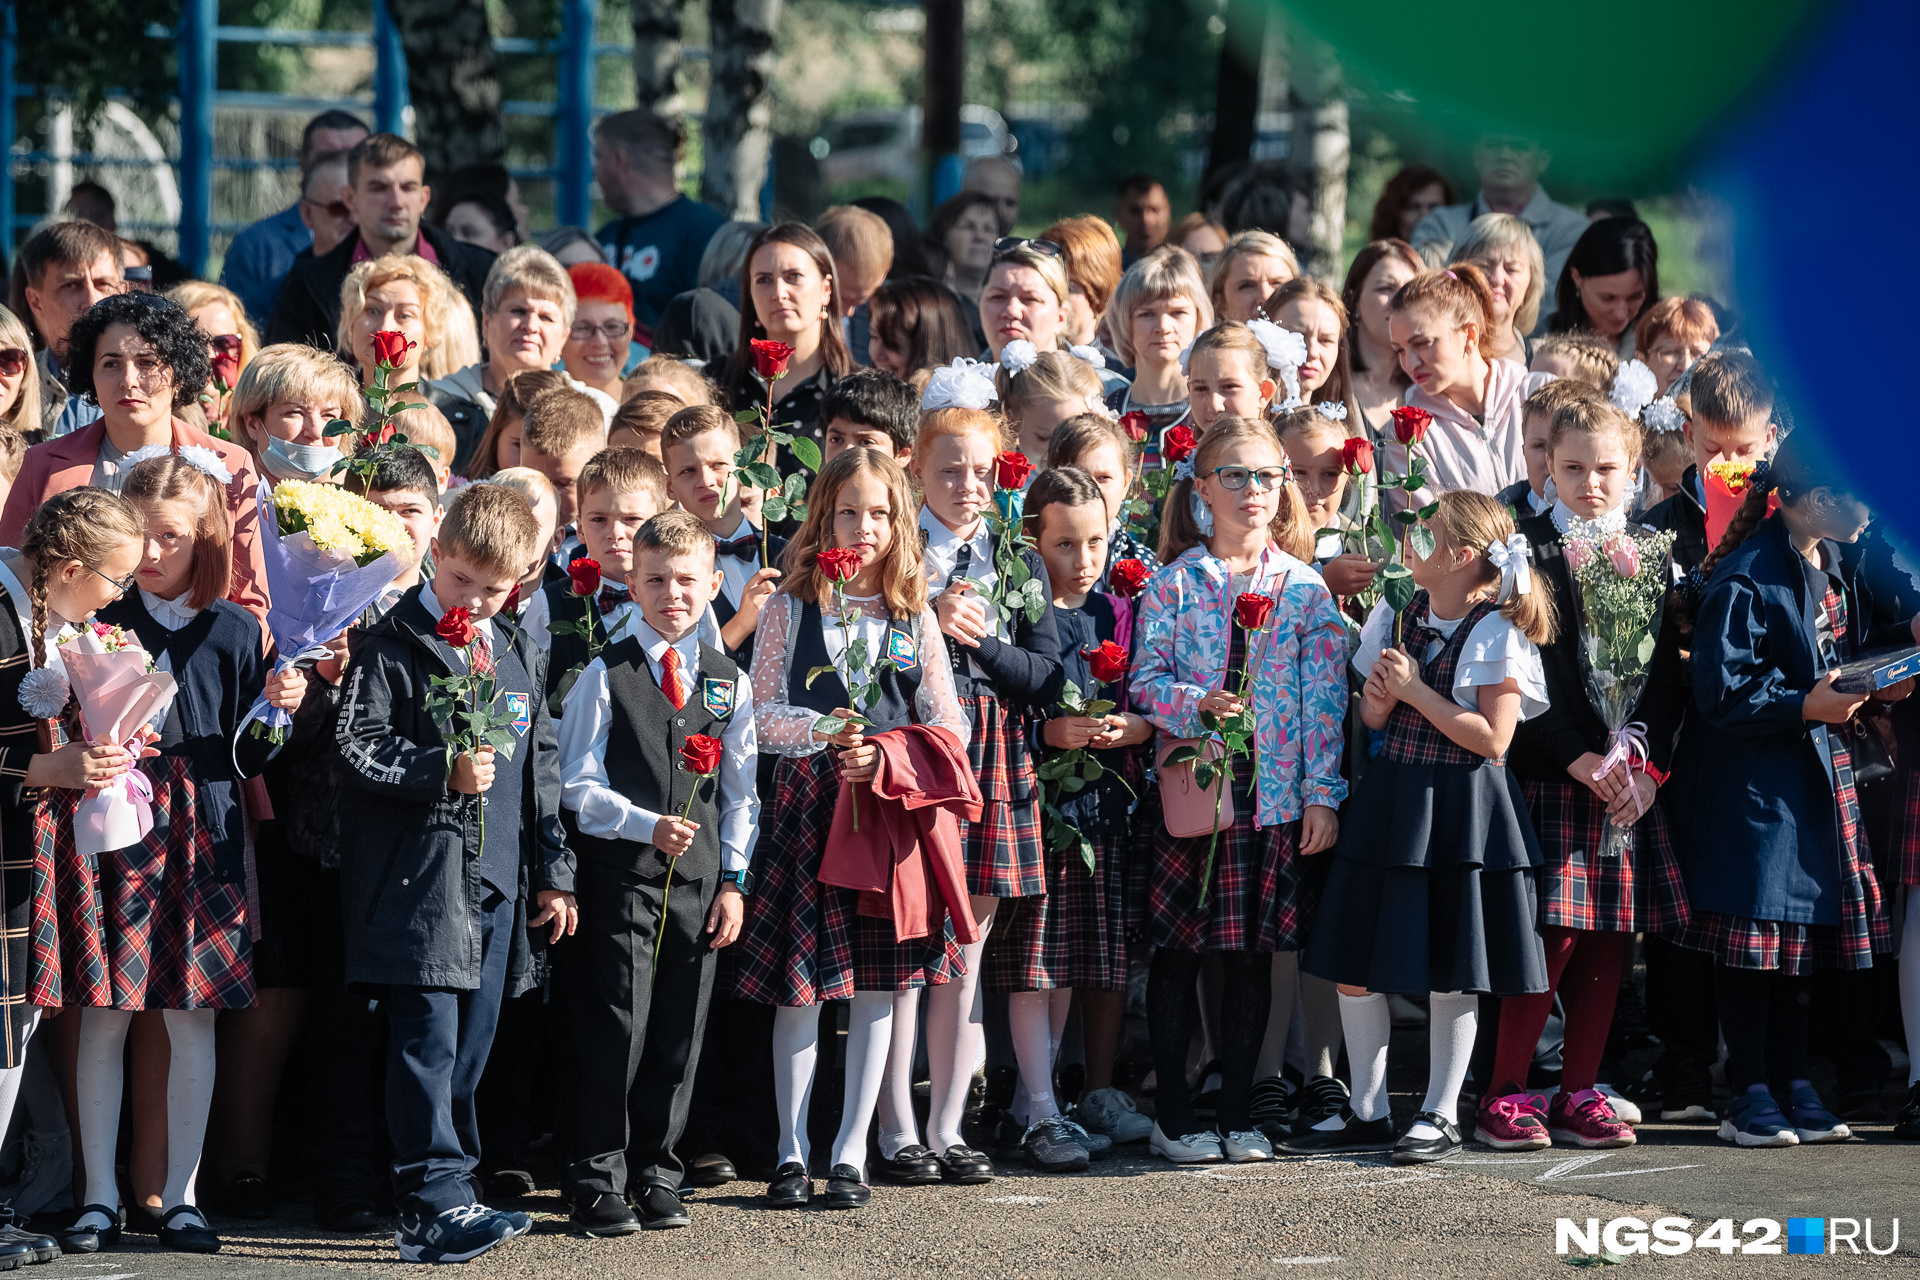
left=1056, top=1117, right=1112, bottom=1158
left=1076, top=1087, right=1153, bottom=1143
left=1022, top=1115, right=1091, bottom=1172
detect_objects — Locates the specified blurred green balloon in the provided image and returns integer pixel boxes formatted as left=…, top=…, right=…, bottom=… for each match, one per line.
left=1281, top=0, right=1827, bottom=185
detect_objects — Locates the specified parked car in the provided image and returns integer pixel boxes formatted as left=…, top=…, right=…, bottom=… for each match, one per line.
left=812, top=105, right=1016, bottom=187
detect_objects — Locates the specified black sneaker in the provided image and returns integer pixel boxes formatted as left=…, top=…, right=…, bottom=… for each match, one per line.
left=1894, top=1082, right=1920, bottom=1140
left=1390, top=1111, right=1464, bottom=1165
left=314, top=1174, right=381, bottom=1234
left=1277, top=1108, right=1397, bottom=1155
left=1021, top=1116, right=1091, bottom=1173
left=394, top=1203, right=512, bottom=1264
left=1290, top=1076, right=1350, bottom=1136
left=1249, top=1076, right=1299, bottom=1139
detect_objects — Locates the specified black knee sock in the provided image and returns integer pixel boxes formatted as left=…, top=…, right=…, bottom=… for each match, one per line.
left=1713, top=964, right=1775, bottom=1095
left=1148, top=949, right=1204, bottom=1136
left=1214, top=952, right=1272, bottom=1132
left=1765, top=974, right=1813, bottom=1089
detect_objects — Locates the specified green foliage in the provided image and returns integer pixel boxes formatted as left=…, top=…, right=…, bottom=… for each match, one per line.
left=18, top=0, right=182, bottom=117
left=1038, top=676, right=1130, bottom=874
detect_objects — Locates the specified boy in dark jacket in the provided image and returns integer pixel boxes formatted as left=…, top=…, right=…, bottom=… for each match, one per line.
left=337, top=483, right=578, bottom=1264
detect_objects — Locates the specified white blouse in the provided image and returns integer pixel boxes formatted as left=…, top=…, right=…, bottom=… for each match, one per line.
left=1353, top=598, right=1548, bottom=720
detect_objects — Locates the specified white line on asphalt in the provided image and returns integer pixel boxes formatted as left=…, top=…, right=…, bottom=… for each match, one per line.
left=1270, top=1258, right=1342, bottom=1266
left=1535, top=1153, right=1616, bottom=1180
left=983, top=1195, right=1055, bottom=1204
left=1552, top=1163, right=1706, bottom=1179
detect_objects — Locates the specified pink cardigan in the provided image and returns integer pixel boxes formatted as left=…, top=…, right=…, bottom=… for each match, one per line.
left=1384, top=358, right=1553, bottom=506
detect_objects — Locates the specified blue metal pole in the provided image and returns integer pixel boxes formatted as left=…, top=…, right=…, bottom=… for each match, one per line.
left=177, top=0, right=215, bottom=275
left=1, top=5, right=15, bottom=260
left=373, top=0, right=409, bottom=136
left=556, top=0, right=596, bottom=228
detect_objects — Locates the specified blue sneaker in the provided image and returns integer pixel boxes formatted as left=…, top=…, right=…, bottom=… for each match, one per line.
left=395, top=1203, right=513, bottom=1264
left=1718, top=1088, right=1799, bottom=1148
left=1783, top=1081, right=1851, bottom=1144
left=483, top=1204, right=533, bottom=1238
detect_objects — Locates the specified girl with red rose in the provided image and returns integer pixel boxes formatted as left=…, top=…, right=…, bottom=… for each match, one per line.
left=1132, top=416, right=1348, bottom=1164
left=1278, top=406, right=1382, bottom=602
left=734, top=448, right=976, bottom=1204
left=1298, top=491, right=1556, bottom=1165
left=984, top=469, right=1156, bottom=1166
left=903, top=407, right=1066, bottom=1180
left=1044, top=414, right=1161, bottom=586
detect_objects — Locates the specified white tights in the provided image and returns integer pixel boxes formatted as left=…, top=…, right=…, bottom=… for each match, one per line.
left=923, top=896, right=996, bottom=1153
left=771, top=994, right=899, bottom=1180
left=1008, top=988, right=1073, bottom=1127
left=74, top=1008, right=218, bottom=1229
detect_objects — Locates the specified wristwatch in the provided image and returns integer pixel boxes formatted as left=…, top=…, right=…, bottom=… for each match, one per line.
left=720, top=867, right=753, bottom=896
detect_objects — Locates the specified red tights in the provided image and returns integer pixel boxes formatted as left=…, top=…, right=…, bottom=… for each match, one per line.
left=1491, top=927, right=1631, bottom=1094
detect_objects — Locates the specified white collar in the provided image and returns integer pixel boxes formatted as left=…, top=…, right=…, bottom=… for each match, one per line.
left=0, top=552, right=34, bottom=645
left=919, top=506, right=987, bottom=552
left=719, top=514, right=754, bottom=543
left=634, top=617, right=698, bottom=665
left=1549, top=499, right=1627, bottom=537
left=139, top=588, right=202, bottom=630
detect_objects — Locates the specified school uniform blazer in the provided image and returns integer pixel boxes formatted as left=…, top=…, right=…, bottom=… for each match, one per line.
left=1640, top=467, right=1711, bottom=577
left=1847, top=524, right=1920, bottom=758
left=0, top=418, right=271, bottom=630
left=1679, top=513, right=1907, bottom=922
left=335, top=585, right=575, bottom=994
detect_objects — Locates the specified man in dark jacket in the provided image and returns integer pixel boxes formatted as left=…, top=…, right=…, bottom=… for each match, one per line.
left=336, top=484, right=575, bottom=1264
left=265, top=132, right=495, bottom=353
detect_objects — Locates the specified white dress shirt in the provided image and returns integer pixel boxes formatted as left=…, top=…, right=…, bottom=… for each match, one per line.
left=1354, top=598, right=1549, bottom=720
left=919, top=507, right=1004, bottom=681
left=713, top=515, right=760, bottom=610
left=557, top=618, right=758, bottom=872
left=425, top=576, right=501, bottom=667
left=520, top=584, right=641, bottom=654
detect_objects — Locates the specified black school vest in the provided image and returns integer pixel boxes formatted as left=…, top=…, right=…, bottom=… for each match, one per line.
left=562, top=636, right=740, bottom=882
left=541, top=577, right=595, bottom=706
left=787, top=599, right=921, bottom=732
left=477, top=634, right=534, bottom=893
left=1383, top=591, right=1502, bottom=769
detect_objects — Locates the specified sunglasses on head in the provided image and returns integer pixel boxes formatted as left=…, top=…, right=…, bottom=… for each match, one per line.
left=0, top=349, right=26, bottom=379
left=207, top=333, right=244, bottom=357
left=992, top=237, right=1062, bottom=261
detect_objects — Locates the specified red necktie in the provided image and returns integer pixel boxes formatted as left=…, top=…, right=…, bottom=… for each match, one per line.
left=470, top=626, right=494, bottom=677
left=660, top=645, right=686, bottom=710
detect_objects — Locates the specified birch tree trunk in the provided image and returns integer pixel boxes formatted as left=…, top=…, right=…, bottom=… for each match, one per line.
left=385, top=0, right=506, bottom=174
left=630, top=0, right=684, bottom=117
left=701, top=0, right=780, bottom=220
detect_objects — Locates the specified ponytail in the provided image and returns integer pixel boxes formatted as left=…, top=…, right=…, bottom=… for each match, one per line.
left=1427, top=490, right=1558, bottom=646
left=1391, top=263, right=1497, bottom=358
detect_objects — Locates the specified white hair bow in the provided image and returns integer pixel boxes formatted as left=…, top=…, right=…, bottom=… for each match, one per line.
left=1486, top=532, right=1533, bottom=603
left=1316, top=401, right=1348, bottom=422
left=121, top=442, right=234, bottom=486
left=1244, top=318, right=1306, bottom=406
left=1609, top=359, right=1658, bottom=421
left=999, top=339, right=1039, bottom=375
left=921, top=358, right=1000, bottom=412
left=1067, top=343, right=1106, bottom=370
left=1642, top=396, right=1685, bottom=434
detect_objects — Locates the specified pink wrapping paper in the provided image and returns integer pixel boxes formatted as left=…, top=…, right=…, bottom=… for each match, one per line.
left=61, top=627, right=178, bottom=859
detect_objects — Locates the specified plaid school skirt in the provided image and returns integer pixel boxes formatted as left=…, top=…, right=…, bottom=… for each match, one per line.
left=29, top=756, right=255, bottom=1011
left=1523, top=780, right=1690, bottom=934
left=984, top=832, right=1130, bottom=993
left=956, top=694, right=1047, bottom=899
left=1147, top=759, right=1317, bottom=954
left=733, top=751, right=962, bottom=1007
left=1672, top=742, right=1892, bottom=975
left=1892, top=765, right=1920, bottom=886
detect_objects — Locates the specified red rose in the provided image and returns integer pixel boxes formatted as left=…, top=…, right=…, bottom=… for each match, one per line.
left=1108, top=557, right=1151, bottom=599
left=371, top=330, right=415, bottom=369
left=211, top=348, right=241, bottom=391
left=361, top=422, right=396, bottom=448
left=750, top=338, right=795, bottom=379
left=679, top=732, right=724, bottom=777
left=1339, top=437, right=1375, bottom=476
left=436, top=606, right=477, bottom=649
left=995, top=450, right=1035, bottom=490
left=1118, top=411, right=1150, bottom=444
left=1234, top=592, right=1275, bottom=632
left=1390, top=405, right=1433, bottom=447
left=1163, top=424, right=1197, bottom=464
left=1083, top=640, right=1130, bottom=685
left=569, top=557, right=603, bottom=597
left=815, top=546, right=862, bottom=583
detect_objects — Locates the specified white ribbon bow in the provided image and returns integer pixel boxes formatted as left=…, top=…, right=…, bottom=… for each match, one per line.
left=1000, top=339, right=1039, bottom=375
left=1486, top=532, right=1533, bottom=602
left=920, top=358, right=1000, bottom=411
left=1592, top=721, right=1651, bottom=836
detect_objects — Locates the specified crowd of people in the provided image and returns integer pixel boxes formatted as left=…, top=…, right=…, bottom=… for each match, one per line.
left=0, top=107, right=1909, bottom=1266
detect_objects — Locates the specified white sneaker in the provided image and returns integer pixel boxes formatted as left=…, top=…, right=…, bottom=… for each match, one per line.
left=1077, top=1087, right=1154, bottom=1143
left=1149, top=1122, right=1224, bottom=1163
left=1222, top=1130, right=1273, bottom=1162
left=1595, top=1083, right=1642, bottom=1125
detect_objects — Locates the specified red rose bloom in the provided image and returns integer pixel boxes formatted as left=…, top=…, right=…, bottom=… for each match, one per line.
left=1083, top=640, right=1130, bottom=685
left=569, top=557, right=603, bottom=597
left=1163, top=424, right=1197, bottom=464
left=679, top=733, right=725, bottom=777
left=815, top=547, right=862, bottom=583
left=1118, top=411, right=1150, bottom=444
left=750, top=338, right=795, bottom=379
left=1339, top=437, right=1375, bottom=476
left=371, top=330, right=415, bottom=368
left=1390, top=405, right=1433, bottom=447
left=361, top=422, right=397, bottom=448
left=436, top=606, right=477, bottom=649
left=1108, top=558, right=1151, bottom=599
left=995, top=450, right=1035, bottom=490
left=211, top=349, right=241, bottom=391
left=1234, top=592, right=1275, bottom=632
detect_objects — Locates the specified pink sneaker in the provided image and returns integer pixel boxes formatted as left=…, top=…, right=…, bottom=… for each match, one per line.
left=1548, top=1088, right=1638, bottom=1148
left=1474, top=1084, right=1550, bottom=1151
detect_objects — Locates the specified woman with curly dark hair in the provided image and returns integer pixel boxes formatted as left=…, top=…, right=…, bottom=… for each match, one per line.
left=0, top=292, right=269, bottom=622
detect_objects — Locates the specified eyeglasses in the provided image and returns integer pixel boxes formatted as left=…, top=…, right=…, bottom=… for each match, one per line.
left=0, top=348, right=26, bottom=378
left=992, top=237, right=1062, bottom=260
left=568, top=320, right=632, bottom=343
left=207, top=333, right=244, bottom=357
left=1210, top=465, right=1291, bottom=492
left=89, top=565, right=137, bottom=598
left=302, top=197, right=351, bottom=219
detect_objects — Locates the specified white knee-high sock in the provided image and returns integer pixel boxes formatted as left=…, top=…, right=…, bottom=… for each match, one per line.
left=75, top=1008, right=134, bottom=1227
left=1333, top=992, right=1391, bottom=1126
left=1407, top=992, right=1478, bottom=1139
left=771, top=1005, right=821, bottom=1169
left=875, top=987, right=921, bottom=1159
left=0, top=1007, right=42, bottom=1171
left=829, top=993, right=895, bottom=1177
left=1008, top=990, right=1059, bottom=1126
left=1299, top=973, right=1346, bottom=1081
left=1255, top=952, right=1300, bottom=1079
left=159, top=1008, right=217, bottom=1213
left=925, top=898, right=995, bottom=1153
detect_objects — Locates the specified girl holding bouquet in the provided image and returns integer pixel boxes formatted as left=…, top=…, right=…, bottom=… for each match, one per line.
left=734, top=448, right=974, bottom=1205
left=1479, top=398, right=1690, bottom=1152
left=41, top=452, right=305, bottom=1255
left=1131, top=417, right=1347, bottom=1164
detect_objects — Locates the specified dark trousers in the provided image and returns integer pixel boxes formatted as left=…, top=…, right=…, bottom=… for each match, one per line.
left=678, top=950, right=780, bottom=1180
left=383, top=890, right=514, bottom=1214
left=568, top=859, right=716, bottom=1198
left=307, top=865, right=388, bottom=1191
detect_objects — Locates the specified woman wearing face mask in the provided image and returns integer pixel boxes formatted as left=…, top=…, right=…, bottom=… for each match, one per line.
left=229, top=344, right=366, bottom=488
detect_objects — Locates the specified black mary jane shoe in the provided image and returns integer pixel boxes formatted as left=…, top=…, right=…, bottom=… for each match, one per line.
left=1390, top=1111, right=1465, bottom=1165
left=633, top=1184, right=690, bottom=1230
left=571, top=1193, right=643, bottom=1238
left=157, top=1206, right=220, bottom=1255
left=209, top=1172, right=273, bottom=1220
left=935, top=1145, right=995, bottom=1185
left=875, top=1145, right=942, bottom=1186
left=765, top=1162, right=813, bottom=1209
left=687, top=1152, right=738, bottom=1187
left=56, top=1206, right=122, bottom=1255
left=823, top=1165, right=870, bottom=1209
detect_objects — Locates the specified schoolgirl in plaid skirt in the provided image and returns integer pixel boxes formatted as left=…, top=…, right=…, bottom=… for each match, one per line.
left=1674, top=435, right=1904, bottom=1147
left=1298, top=493, right=1555, bottom=1164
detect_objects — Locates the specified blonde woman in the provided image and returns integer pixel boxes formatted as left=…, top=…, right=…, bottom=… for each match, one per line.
left=168, top=280, right=260, bottom=429
left=1449, top=213, right=1547, bottom=365
left=1208, top=230, right=1299, bottom=323
left=337, top=254, right=466, bottom=391
left=0, top=305, right=42, bottom=441
left=1106, top=246, right=1212, bottom=433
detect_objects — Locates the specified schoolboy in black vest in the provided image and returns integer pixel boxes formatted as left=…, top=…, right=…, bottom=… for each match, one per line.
left=556, top=512, right=758, bottom=1236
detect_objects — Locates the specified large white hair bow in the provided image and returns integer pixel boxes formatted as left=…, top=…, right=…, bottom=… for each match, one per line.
left=1609, top=359, right=1658, bottom=422
left=1245, top=318, right=1307, bottom=409
left=999, top=339, right=1039, bottom=375
left=1486, top=532, right=1533, bottom=603
left=921, top=358, right=1001, bottom=412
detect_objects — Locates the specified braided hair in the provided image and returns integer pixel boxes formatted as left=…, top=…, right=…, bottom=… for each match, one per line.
left=18, top=488, right=146, bottom=668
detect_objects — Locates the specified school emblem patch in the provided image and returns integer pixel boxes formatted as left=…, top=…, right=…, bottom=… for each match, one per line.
left=507, top=693, right=531, bottom=735
left=887, top=629, right=917, bottom=670
left=701, top=677, right=735, bottom=719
